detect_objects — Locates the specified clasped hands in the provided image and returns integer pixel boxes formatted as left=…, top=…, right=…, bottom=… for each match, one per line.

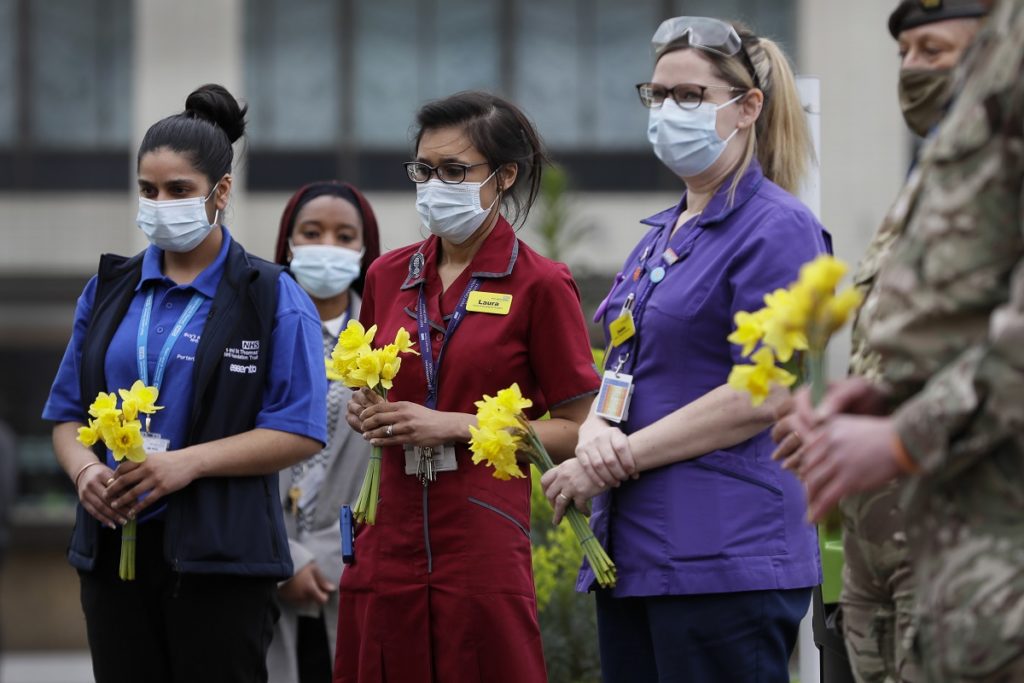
left=77, top=451, right=198, bottom=527
left=770, top=377, right=906, bottom=522
left=540, top=414, right=639, bottom=525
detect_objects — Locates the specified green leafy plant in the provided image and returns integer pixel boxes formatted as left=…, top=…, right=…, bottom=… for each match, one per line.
left=531, top=467, right=601, bottom=683
left=535, top=164, right=595, bottom=265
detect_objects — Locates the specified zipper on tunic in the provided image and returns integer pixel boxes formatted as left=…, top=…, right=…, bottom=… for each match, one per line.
left=423, top=485, right=433, bottom=574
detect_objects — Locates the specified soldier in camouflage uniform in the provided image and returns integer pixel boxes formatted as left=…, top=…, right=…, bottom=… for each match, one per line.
left=796, top=0, right=1024, bottom=679
left=774, top=2, right=985, bottom=680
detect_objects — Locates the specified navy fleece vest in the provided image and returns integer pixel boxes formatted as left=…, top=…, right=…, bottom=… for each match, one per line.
left=70, top=239, right=293, bottom=578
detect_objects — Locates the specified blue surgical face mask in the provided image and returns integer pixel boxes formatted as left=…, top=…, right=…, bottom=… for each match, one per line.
left=647, top=96, right=742, bottom=178
left=415, top=169, right=499, bottom=245
left=288, top=244, right=364, bottom=300
left=136, top=181, right=221, bottom=253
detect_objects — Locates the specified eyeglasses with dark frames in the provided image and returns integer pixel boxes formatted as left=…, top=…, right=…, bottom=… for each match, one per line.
left=635, top=82, right=746, bottom=110
left=404, top=161, right=491, bottom=184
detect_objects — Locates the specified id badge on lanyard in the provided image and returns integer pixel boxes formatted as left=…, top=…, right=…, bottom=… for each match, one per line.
left=414, top=273, right=481, bottom=483
left=597, top=218, right=702, bottom=423
left=136, top=288, right=204, bottom=450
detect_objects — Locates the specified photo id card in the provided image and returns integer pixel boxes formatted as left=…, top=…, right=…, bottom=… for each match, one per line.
left=595, top=371, right=634, bottom=424
left=141, top=431, right=170, bottom=454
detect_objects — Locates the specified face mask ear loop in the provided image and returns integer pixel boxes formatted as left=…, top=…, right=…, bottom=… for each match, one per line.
left=481, top=167, right=503, bottom=213
left=716, top=94, right=746, bottom=145
left=206, top=177, right=224, bottom=226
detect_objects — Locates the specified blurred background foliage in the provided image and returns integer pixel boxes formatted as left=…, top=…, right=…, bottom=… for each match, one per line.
left=531, top=467, right=601, bottom=683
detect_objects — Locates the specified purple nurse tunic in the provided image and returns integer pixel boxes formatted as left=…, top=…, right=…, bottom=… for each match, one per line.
left=579, top=160, right=828, bottom=597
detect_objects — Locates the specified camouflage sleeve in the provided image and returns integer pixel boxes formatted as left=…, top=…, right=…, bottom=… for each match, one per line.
left=892, top=183, right=1024, bottom=478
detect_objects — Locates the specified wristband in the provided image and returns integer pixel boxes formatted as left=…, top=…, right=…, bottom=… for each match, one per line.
left=74, top=461, right=102, bottom=489
left=891, top=434, right=920, bottom=474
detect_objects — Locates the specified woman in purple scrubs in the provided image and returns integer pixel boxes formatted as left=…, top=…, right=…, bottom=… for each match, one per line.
left=542, top=17, right=829, bottom=682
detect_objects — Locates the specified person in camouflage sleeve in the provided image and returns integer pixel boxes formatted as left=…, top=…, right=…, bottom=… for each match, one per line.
left=774, top=2, right=985, bottom=681
left=794, top=0, right=1024, bottom=679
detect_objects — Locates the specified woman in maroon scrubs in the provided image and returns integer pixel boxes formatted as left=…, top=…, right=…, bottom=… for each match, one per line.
left=333, top=92, right=600, bottom=683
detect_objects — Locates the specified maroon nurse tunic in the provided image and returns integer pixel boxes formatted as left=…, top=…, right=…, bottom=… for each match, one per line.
left=333, top=217, right=600, bottom=683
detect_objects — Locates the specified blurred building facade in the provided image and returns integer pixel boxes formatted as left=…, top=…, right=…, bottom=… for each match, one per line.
left=0, top=0, right=907, bottom=650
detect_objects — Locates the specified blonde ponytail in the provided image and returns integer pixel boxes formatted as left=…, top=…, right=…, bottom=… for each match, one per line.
left=752, top=38, right=812, bottom=194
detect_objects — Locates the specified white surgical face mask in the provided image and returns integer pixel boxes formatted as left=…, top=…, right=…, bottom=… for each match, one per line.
left=289, top=244, right=364, bottom=299
left=136, top=181, right=221, bottom=253
left=415, top=170, right=499, bottom=244
left=647, top=96, right=742, bottom=178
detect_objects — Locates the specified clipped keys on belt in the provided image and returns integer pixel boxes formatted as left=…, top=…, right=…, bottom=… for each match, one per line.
left=417, top=447, right=436, bottom=485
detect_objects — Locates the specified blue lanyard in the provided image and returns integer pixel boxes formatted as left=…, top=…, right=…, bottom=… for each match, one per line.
left=137, top=288, right=205, bottom=390
left=609, top=220, right=704, bottom=373
left=417, top=276, right=482, bottom=410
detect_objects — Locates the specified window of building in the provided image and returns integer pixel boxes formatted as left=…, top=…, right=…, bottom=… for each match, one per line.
left=244, top=0, right=796, bottom=191
left=0, top=0, right=133, bottom=189
left=0, top=0, right=15, bottom=147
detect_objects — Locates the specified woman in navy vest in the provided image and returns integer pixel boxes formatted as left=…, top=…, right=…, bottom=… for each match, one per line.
left=542, top=17, right=828, bottom=682
left=42, top=84, right=328, bottom=683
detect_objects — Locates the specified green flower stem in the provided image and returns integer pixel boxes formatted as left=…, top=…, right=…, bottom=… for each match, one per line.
left=809, top=350, right=827, bottom=407
left=353, top=386, right=388, bottom=525
left=119, top=518, right=137, bottom=581
left=353, top=449, right=381, bottom=525
left=515, top=417, right=617, bottom=588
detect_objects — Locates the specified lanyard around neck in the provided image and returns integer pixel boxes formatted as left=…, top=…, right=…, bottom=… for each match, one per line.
left=137, top=288, right=205, bottom=390
left=416, top=276, right=482, bottom=410
left=609, top=218, right=705, bottom=374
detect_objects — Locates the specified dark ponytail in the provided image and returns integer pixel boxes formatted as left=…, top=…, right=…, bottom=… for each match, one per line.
left=413, top=91, right=548, bottom=227
left=137, top=84, right=247, bottom=184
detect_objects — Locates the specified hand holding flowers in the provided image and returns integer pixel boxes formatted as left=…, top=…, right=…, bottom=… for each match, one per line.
left=469, top=384, right=617, bottom=588
left=76, top=380, right=163, bottom=580
left=328, top=320, right=418, bottom=524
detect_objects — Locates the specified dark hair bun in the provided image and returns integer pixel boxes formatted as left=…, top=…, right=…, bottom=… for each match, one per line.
left=184, top=84, right=247, bottom=144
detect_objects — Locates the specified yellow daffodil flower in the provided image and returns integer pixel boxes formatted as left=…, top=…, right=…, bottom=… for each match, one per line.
left=334, top=321, right=377, bottom=363
left=727, top=347, right=796, bottom=407
left=349, top=350, right=385, bottom=390
left=393, top=326, right=419, bottom=356
left=118, top=381, right=162, bottom=422
left=109, top=420, right=146, bottom=463
left=468, top=425, right=525, bottom=480
left=798, top=255, right=848, bottom=297
left=760, top=316, right=809, bottom=363
left=727, top=310, right=768, bottom=357
left=379, top=354, right=402, bottom=391
left=88, top=392, right=119, bottom=420
left=494, top=383, right=533, bottom=415
left=76, top=420, right=100, bottom=448
left=820, top=287, right=864, bottom=335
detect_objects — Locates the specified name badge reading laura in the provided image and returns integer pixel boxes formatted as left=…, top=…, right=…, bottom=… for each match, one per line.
left=466, top=291, right=513, bottom=315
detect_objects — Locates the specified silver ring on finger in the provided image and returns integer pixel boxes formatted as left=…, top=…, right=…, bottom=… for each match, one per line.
left=557, top=493, right=571, bottom=504
left=385, top=424, right=394, bottom=438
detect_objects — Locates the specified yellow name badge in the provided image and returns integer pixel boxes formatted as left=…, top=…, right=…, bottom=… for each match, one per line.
left=608, top=311, right=636, bottom=347
left=466, top=291, right=513, bottom=315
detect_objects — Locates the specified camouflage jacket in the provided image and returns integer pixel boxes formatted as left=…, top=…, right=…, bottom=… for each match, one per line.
left=862, top=0, right=1024, bottom=483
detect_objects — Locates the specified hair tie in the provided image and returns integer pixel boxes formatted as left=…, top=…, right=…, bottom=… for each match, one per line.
left=744, top=37, right=772, bottom=97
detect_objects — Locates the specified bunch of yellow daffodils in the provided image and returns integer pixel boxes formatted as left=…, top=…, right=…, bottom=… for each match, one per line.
left=326, top=320, right=418, bottom=524
left=77, top=381, right=163, bottom=580
left=469, top=383, right=617, bottom=588
left=727, top=255, right=863, bottom=406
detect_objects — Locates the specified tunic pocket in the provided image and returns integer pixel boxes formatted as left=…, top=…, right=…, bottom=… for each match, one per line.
left=689, top=449, right=787, bottom=558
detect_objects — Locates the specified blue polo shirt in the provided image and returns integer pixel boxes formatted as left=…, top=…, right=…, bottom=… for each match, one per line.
left=43, top=228, right=328, bottom=477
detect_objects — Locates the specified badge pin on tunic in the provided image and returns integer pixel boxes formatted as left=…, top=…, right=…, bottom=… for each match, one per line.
left=409, top=252, right=425, bottom=279
left=649, top=266, right=666, bottom=283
